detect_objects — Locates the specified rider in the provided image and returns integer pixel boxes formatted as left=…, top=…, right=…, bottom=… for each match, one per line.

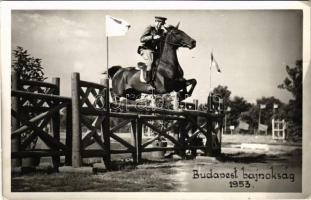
left=138, top=16, right=167, bottom=85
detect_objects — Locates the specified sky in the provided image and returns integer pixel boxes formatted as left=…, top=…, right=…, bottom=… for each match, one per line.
left=11, top=10, right=302, bottom=104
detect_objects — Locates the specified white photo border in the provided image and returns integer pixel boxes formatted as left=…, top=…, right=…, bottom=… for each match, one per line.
left=1, top=1, right=310, bottom=199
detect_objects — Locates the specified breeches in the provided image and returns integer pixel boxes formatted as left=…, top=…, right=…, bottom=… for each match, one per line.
left=140, top=49, right=154, bottom=71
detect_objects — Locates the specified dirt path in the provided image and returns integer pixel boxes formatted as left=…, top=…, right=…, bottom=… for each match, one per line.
left=11, top=143, right=301, bottom=192
left=166, top=144, right=302, bottom=192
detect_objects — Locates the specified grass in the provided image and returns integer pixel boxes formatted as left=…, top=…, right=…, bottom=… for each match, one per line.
left=222, top=134, right=301, bottom=145
left=12, top=134, right=302, bottom=192
left=12, top=162, right=180, bottom=192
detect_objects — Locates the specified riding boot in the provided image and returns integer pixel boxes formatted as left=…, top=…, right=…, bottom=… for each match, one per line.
left=143, top=70, right=148, bottom=82
left=146, top=70, right=151, bottom=83
left=146, top=71, right=155, bottom=91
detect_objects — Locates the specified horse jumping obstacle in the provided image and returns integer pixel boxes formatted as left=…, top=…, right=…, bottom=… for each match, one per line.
left=11, top=72, right=224, bottom=170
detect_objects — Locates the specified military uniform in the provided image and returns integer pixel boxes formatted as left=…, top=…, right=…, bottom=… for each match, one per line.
left=138, top=16, right=167, bottom=84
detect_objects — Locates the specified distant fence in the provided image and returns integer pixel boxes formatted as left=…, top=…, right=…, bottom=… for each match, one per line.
left=272, top=119, right=286, bottom=140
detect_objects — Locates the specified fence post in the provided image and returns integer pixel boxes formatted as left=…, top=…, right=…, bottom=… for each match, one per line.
left=131, top=119, right=137, bottom=164
left=206, top=119, right=213, bottom=156
left=11, top=71, right=21, bottom=167
left=136, top=118, right=142, bottom=164
left=65, top=103, right=72, bottom=165
left=178, top=119, right=186, bottom=158
left=71, top=73, right=82, bottom=167
left=100, top=78, right=111, bottom=169
left=272, top=118, right=275, bottom=139
left=51, top=77, right=60, bottom=171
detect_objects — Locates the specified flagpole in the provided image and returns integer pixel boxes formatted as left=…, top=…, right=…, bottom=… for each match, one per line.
left=106, top=36, right=109, bottom=73
left=210, top=52, right=212, bottom=95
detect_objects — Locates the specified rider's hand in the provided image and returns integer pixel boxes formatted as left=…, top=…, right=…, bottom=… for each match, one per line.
left=153, top=35, right=161, bottom=40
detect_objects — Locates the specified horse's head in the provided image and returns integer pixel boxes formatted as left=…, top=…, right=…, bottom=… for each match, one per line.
left=164, top=23, right=196, bottom=49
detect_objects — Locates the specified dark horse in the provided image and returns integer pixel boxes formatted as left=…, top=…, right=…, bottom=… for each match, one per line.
left=107, top=24, right=197, bottom=101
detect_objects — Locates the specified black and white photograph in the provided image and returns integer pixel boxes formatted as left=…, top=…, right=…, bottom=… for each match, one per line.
left=1, top=1, right=311, bottom=199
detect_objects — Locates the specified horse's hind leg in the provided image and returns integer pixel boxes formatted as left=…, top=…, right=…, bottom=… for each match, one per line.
left=185, top=79, right=197, bottom=96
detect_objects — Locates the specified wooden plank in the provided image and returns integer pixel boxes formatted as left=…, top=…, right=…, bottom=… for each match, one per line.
left=110, top=132, right=134, bottom=151
left=142, top=147, right=178, bottom=152
left=110, top=112, right=138, bottom=118
left=141, top=121, right=179, bottom=148
left=20, top=80, right=57, bottom=89
left=80, top=107, right=107, bottom=115
left=79, top=87, right=93, bottom=109
left=101, top=78, right=111, bottom=169
left=12, top=90, right=71, bottom=102
left=11, top=110, right=69, bottom=152
left=138, top=114, right=185, bottom=120
left=71, top=72, right=82, bottom=167
left=102, top=115, right=111, bottom=168
left=65, top=104, right=72, bottom=165
left=142, top=135, right=160, bottom=148
left=81, top=149, right=132, bottom=156
left=20, top=106, right=52, bottom=113
left=79, top=80, right=106, bottom=90
left=12, top=102, right=67, bottom=137
left=80, top=116, right=105, bottom=150
left=90, top=130, right=105, bottom=150
left=188, top=116, right=208, bottom=137
left=20, top=116, right=52, bottom=150
left=110, top=103, right=223, bottom=119
left=82, top=132, right=95, bottom=149
left=187, top=146, right=206, bottom=150
left=136, top=119, right=142, bottom=163
left=81, top=149, right=132, bottom=157
left=143, top=121, right=181, bottom=148
left=206, top=119, right=213, bottom=156
left=110, top=119, right=131, bottom=133
left=12, top=150, right=66, bottom=158
left=90, top=88, right=105, bottom=108
left=131, top=120, right=137, bottom=164
left=11, top=71, right=21, bottom=167
left=187, top=123, right=207, bottom=144
left=51, top=77, right=60, bottom=170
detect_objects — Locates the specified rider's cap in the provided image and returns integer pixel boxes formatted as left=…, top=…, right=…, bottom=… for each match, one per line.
left=155, top=16, right=167, bottom=23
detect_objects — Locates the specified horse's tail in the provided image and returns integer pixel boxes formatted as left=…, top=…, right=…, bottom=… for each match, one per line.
left=106, top=65, right=122, bottom=79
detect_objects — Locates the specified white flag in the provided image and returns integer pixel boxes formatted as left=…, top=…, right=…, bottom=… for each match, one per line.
left=106, top=15, right=130, bottom=37
left=211, top=52, right=221, bottom=73
left=273, top=104, right=278, bottom=109
left=260, top=104, right=266, bottom=109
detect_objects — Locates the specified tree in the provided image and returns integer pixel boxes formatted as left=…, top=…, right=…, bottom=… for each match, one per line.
left=228, top=96, right=252, bottom=127
left=12, top=46, right=47, bottom=81
left=278, top=60, right=302, bottom=139
left=212, top=85, right=231, bottom=110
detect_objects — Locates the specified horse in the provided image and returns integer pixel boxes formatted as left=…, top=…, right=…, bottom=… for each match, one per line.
left=107, top=23, right=197, bottom=101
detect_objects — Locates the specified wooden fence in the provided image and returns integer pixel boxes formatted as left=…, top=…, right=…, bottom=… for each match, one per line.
left=11, top=72, right=72, bottom=170
left=11, top=72, right=224, bottom=170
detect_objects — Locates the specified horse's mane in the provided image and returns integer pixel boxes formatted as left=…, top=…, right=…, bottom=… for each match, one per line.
left=165, top=25, right=176, bottom=31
